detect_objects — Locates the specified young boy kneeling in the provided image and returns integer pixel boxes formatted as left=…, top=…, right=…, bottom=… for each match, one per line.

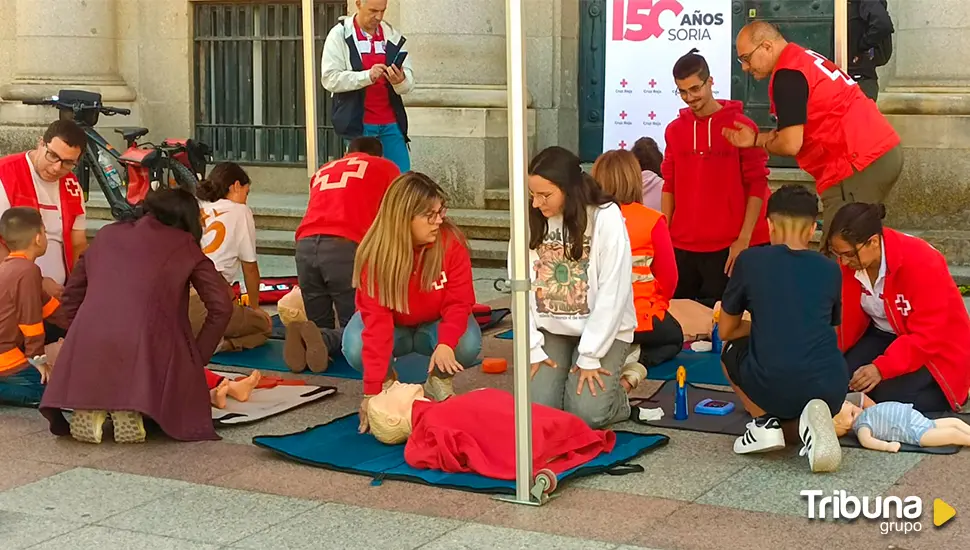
left=717, top=185, right=847, bottom=473
left=0, top=208, right=63, bottom=406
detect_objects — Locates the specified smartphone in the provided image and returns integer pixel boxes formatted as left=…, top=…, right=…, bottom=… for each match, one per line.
left=391, top=50, right=408, bottom=69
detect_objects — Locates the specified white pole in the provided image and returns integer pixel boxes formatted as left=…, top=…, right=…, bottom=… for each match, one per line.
left=834, top=0, right=849, bottom=71
left=302, top=0, right=319, bottom=177
left=505, top=0, right=534, bottom=504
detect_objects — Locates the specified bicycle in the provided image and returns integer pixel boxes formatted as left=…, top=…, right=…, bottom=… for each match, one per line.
left=22, top=89, right=210, bottom=221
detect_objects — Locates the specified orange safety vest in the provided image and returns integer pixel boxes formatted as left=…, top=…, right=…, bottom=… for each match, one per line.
left=620, top=203, right=668, bottom=332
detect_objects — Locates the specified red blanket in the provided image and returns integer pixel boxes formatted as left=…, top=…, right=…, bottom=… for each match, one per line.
left=405, top=388, right=615, bottom=479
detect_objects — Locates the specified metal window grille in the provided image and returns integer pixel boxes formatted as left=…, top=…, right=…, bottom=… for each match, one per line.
left=193, top=1, right=345, bottom=166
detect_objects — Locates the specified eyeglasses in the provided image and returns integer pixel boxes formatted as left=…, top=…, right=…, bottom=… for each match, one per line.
left=44, top=145, right=79, bottom=169
left=424, top=206, right=447, bottom=223
left=828, top=237, right=873, bottom=262
left=530, top=191, right=554, bottom=204
left=677, top=82, right=708, bottom=98
left=737, top=43, right=765, bottom=65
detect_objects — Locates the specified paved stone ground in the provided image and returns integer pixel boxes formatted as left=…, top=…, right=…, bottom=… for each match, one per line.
left=1, top=278, right=968, bottom=549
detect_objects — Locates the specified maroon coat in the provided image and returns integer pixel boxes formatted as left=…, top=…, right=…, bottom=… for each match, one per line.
left=40, top=215, right=233, bottom=441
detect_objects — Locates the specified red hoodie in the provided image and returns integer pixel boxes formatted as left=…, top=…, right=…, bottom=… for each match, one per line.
left=660, top=100, right=770, bottom=253
left=838, top=229, right=970, bottom=411
left=405, top=388, right=616, bottom=479
left=358, top=230, right=476, bottom=395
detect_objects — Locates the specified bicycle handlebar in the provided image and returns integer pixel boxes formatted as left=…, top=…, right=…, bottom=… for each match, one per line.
left=21, top=96, right=130, bottom=116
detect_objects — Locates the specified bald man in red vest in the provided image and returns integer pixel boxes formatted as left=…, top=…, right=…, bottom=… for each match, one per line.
left=723, top=21, right=902, bottom=246
left=0, top=120, right=88, bottom=341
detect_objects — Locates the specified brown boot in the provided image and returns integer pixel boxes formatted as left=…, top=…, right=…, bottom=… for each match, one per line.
left=282, top=321, right=307, bottom=372
left=300, top=321, right=330, bottom=373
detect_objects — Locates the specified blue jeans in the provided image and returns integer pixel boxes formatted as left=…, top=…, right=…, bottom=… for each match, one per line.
left=0, top=366, right=44, bottom=407
left=342, top=312, right=482, bottom=378
left=363, top=123, right=410, bottom=173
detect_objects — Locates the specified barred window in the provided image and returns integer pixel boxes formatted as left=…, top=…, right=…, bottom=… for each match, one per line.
left=193, top=1, right=345, bottom=166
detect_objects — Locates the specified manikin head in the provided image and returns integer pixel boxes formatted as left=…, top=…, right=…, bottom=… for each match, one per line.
left=355, top=0, right=387, bottom=34
left=826, top=203, right=885, bottom=272
left=765, top=184, right=818, bottom=247
left=833, top=401, right=864, bottom=437
left=32, top=120, right=86, bottom=183
left=735, top=21, right=787, bottom=81
left=0, top=207, right=48, bottom=259
left=196, top=162, right=252, bottom=205
left=672, top=48, right=716, bottom=114
left=367, top=381, right=429, bottom=444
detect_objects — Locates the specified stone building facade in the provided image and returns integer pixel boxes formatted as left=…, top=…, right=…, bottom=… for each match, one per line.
left=0, top=0, right=967, bottom=262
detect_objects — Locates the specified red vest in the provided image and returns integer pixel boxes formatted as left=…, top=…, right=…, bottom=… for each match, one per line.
left=768, top=43, right=900, bottom=194
left=620, top=203, right=667, bottom=332
left=0, top=153, right=84, bottom=274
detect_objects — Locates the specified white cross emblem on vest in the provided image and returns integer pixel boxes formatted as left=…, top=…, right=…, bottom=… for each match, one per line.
left=895, top=294, right=912, bottom=317
left=64, top=176, right=81, bottom=198
left=431, top=270, right=448, bottom=291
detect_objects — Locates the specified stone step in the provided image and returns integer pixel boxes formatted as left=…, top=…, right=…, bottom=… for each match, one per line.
left=84, top=218, right=506, bottom=265
left=85, top=192, right=513, bottom=240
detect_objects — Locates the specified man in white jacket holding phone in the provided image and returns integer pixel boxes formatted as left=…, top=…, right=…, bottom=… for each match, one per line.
left=321, top=0, right=415, bottom=172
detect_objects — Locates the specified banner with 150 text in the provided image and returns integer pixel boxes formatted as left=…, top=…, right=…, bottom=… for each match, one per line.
left=603, top=0, right=734, bottom=154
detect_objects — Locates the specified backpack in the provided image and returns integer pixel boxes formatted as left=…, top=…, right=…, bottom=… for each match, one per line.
left=871, top=0, right=894, bottom=67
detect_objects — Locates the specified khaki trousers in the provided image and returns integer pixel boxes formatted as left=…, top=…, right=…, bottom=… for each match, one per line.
left=188, top=289, right=270, bottom=351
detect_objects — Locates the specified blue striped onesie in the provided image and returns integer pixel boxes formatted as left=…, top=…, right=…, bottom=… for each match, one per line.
left=853, top=402, right=935, bottom=447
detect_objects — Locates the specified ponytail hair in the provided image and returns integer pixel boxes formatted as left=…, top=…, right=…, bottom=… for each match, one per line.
left=827, top=202, right=886, bottom=247
left=527, top=146, right=615, bottom=260
left=196, top=162, right=251, bottom=203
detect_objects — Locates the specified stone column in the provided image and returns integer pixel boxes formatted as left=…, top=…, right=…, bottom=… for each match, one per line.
left=876, top=0, right=970, bottom=261
left=1, top=0, right=134, bottom=102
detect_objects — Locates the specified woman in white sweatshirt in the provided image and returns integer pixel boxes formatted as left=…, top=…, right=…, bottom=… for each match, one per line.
left=523, top=146, right=638, bottom=429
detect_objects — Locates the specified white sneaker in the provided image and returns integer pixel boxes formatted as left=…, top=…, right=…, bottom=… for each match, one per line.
left=734, top=416, right=786, bottom=454
left=798, top=399, right=842, bottom=473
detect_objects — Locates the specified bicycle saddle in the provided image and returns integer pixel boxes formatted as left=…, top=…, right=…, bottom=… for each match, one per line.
left=115, top=127, right=149, bottom=142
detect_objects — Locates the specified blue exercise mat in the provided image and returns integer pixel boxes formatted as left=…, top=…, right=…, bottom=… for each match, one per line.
left=209, top=340, right=432, bottom=383
left=495, top=329, right=513, bottom=340
left=274, top=309, right=511, bottom=341
left=647, top=350, right=729, bottom=386
left=253, top=414, right=669, bottom=495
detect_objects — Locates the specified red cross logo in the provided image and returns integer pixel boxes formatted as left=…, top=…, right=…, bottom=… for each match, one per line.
left=64, top=176, right=82, bottom=198
left=895, top=294, right=912, bottom=317
left=432, top=270, right=449, bottom=291
left=648, top=111, right=657, bottom=120
left=619, top=141, right=627, bottom=149
left=620, top=79, right=628, bottom=88
left=311, top=157, right=369, bottom=192
left=648, top=79, right=657, bottom=88
left=619, top=111, right=628, bottom=120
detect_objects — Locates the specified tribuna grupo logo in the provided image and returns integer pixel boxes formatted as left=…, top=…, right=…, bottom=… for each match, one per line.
left=802, top=490, right=957, bottom=535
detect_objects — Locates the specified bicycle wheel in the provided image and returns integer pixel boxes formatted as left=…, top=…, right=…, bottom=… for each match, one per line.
left=156, top=158, right=199, bottom=195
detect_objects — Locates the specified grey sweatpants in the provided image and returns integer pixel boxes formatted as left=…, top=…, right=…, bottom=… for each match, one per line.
left=530, top=330, right=631, bottom=429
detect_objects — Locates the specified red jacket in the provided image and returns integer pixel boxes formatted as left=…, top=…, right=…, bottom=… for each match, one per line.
left=769, top=43, right=900, bottom=195
left=358, top=230, right=476, bottom=395
left=405, top=388, right=616, bottom=479
left=838, top=229, right=970, bottom=411
left=660, top=100, right=770, bottom=252
left=0, top=153, right=85, bottom=274
left=295, top=152, right=399, bottom=243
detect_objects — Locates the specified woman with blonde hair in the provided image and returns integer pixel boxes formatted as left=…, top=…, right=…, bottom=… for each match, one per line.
left=345, top=172, right=481, bottom=434
left=591, top=149, right=683, bottom=386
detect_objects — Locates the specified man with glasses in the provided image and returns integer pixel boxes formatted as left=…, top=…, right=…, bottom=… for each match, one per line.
left=660, top=48, right=771, bottom=308
left=723, top=20, right=902, bottom=247
left=0, top=120, right=88, bottom=317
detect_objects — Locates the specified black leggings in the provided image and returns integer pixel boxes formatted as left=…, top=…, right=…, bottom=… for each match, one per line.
left=632, top=311, right=684, bottom=368
left=844, top=325, right=950, bottom=413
